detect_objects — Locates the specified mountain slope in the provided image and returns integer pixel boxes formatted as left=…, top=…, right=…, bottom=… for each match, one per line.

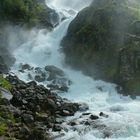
left=62, top=0, right=140, bottom=96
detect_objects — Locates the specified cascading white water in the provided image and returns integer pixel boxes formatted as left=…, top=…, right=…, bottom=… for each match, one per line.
left=11, top=0, right=140, bottom=140
left=45, top=0, right=92, bottom=11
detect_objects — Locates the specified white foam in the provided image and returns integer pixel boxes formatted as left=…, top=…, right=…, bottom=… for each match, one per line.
left=11, top=0, right=140, bottom=139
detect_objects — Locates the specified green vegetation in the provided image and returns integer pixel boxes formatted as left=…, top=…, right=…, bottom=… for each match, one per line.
left=0, top=0, right=48, bottom=26
left=125, top=79, right=140, bottom=96
left=0, top=106, right=16, bottom=137
left=0, top=75, right=12, bottom=90
left=0, top=76, right=15, bottom=138
left=62, top=0, right=140, bottom=96
left=0, top=121, right=7, bottom=136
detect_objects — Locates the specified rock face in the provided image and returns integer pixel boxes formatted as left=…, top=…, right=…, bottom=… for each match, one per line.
left=62, top=0, right=140, bottom=96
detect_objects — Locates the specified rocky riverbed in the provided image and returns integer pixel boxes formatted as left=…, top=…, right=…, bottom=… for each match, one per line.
left=0, top=74, right=120, bottom=140
left=0, top=75, right=80, bottom=140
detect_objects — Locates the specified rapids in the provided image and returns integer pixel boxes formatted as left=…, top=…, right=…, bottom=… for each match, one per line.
left=11, top=0, right=140, bottom=139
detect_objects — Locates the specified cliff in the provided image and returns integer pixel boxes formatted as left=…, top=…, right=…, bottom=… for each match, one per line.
left=62, top=0, right=140, bottom=96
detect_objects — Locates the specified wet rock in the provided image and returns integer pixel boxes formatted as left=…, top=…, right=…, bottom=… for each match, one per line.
left=22, top=114, right=34, bottom=124
left=99, top=112, right=109, bottom=118
left=45, top=65, right=65, bottom=78
left=10, top=94, right=23, bottom=107
left=36, top=113, right=48, bottom=122
left=23, top=65, right=72, bottom=92
left=28, top=73, right=33, bottom=80
left=79, top=103, right=89, bottom=112
left=60, top=103, right=79, bottom=116
left=47, top=123, right=54, bottom=129
left=13, top=109, right=21, bottom=118
left=97, top=86, right=103, bottom=91
left=0, top=98, right=10, bottom=105
left=68, top=120, right=77, bottom=126
left=52, top=124, right=62, bottom=132
left=62, top=110, right=71, bottom=116
left=0, top=87, right=13, bottom=100
left=3, top=75, right=79, bottom=139
left=48, top=81, right=69, bottom=92
left=21, top=64, right=32, bottom=71
left=47, top=76, right=72, bottom=92
left=67, top=9, right=76, bottom=15
left=90, top=115, right=99, bottom=120
left=19, top=125, right=30, bottom=135
left=35, top=67, right=43, bottom=73
left=103, top=130, right=111, bottom=138
left=27, top=81, right=37, bottom=87
left=84, top=121, right=91, bottom=126
left=35, top=73, right=46, bottom=82
left=55, top=118, right=64, bottom=124
left=82, top=112, right=91, bottom=116
left=28, top=127, right=51, bottom=140
left=116, top=85, right=124, bottom=95
left=47, top=98, right=57, bottom=110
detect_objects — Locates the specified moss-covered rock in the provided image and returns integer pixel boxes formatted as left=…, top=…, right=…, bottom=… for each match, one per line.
left=0, top=99, right=15, bottom=139
left=62, top=0, right=140, bottom=96
left=0, top=77, right=13, bottom=138
left=0, top=75, right=12, bottom=90
left=0, top=0, right=59, bottom=28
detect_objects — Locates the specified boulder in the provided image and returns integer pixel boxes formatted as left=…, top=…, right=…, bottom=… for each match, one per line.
left=45, top=65, right=65, bottom=80
left=45, top=65, right=72, bottom=92
left=34, top=73, right=46, bottom=82
left=90, top=114, right=99, bottom=120
left=99, top=112, right=109, bottom=118
left=28, top=127, right=51, bottom=140
left=21, top=64, right=32, bottom=71
left=52, top=124, right=62, bottom=132
left=79, top=103, right=89, bottom=112
left=22, top=114, right=34, bottom=124
left=47, top=98, right=57, bottom=110
left=47, top=78, right=70, bottom=92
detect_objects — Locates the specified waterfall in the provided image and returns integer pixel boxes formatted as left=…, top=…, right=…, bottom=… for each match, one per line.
left=45, top=0, right=92, bottom=11
left=11, top=0, right=140, bottom=140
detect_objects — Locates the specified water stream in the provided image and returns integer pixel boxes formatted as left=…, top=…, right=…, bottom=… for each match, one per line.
left=11, top=1, right=140, bottom=139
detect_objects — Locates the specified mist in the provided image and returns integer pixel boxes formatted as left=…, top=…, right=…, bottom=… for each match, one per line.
left=46, top=0, right=92, bottom=11
left=1, top=1, right=140, bottom=140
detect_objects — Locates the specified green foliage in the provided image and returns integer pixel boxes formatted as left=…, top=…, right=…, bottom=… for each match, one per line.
left=0, top=76, right=12, bottom=90
left=125, top=79, right=140, bottom=95
left=0, top=105, right=16, bottom=137
left=0, top=121, right=7, bottom=136
left=104, top=66, right=117, bottom=80
left=62, top=0, right=140, bottom=96
left=0, top=0, right=47, bottom=26
left=124, top=5, right=140, bottom=20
